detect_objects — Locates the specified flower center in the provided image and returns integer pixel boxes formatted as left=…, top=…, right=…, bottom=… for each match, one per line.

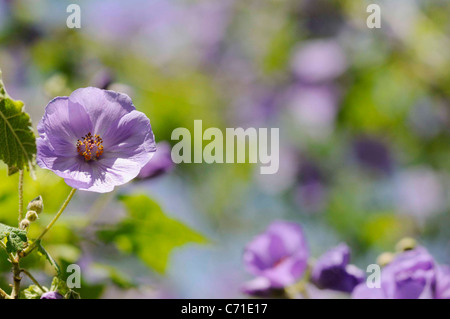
left=273, top=256, right=288, bottom=268
left=76, top=132, right=104, bottom=161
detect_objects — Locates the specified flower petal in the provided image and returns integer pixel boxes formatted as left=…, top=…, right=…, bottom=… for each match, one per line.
left=37, top=96, right=93, bottom=156
left=68, top=87, right=136, bottom=136
left=83, top=157, right=145, bottom=193
left=262, top=254, right=308, bottom=288
left=352, top=283, right=385, bottom=299
left=103, top=109, right=156, bottom=155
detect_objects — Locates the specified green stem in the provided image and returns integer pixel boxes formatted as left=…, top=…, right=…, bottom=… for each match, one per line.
left=18, top=170, right=24, bottom=224
left=0, top=287, right=11, bottom=299
left=20, top=269, right=45, bottom=292
left=10, top=256, right=21, bottom=299
left=85, top=189, right=116, bottom=227
left=1, top=240, right=17, bottom=299
left=21, top=188, right=77, bottom=257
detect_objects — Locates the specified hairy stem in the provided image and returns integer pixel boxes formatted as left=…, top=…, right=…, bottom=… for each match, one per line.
left=10, top=256, right=21, bottom=299
left=85, top=189, right=116, bottom=227
left=18, top=170, right=24, bottom=224
left=21, top=269, right=45, bottom=292
left=21, top=188, right=77, bottom=257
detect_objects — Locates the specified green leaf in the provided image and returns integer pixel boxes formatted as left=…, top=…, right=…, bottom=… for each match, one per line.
left=36, top=240, right=61, bottom=276
left=0, top=69, right=36, bottom=175
left=99, top=194, right=207, bottom=274
left=50, top=276, right=69, bottom=295
left=21, top=285, right=45, bottom=299
left=0, top=223, right=28, bottom=253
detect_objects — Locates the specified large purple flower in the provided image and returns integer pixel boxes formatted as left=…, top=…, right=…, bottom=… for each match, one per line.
left=352, top=247, right=437, bottom=299
left=37, top=87, right=156, bottom=193
left=312, top=243, right=364, bottom=293
left=436, top=265, right=450, bottom=299
left=243, top=221, right=309, bottom=290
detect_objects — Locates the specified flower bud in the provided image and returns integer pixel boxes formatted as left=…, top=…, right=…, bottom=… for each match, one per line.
left=396, top=237, right=417, bottom=252
left=25, top=211, right=38, bottom=222
left=27, top=196, right=43, bottom=215
left=376, top=252, right=395, bottom=267
left=19, top=219, right=30, bottom=230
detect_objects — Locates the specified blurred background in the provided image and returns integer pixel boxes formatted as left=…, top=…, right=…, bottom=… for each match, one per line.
left=0, top=0, right=449, bottom=298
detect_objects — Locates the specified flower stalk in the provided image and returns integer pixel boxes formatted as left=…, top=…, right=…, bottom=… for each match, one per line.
left=18, top=170, right=24, bottom=224
left=21, top=269, right=45, bottom=292
left=11, top=256, right=21, bottom=299
left=21, top=188, right=77, bottom=257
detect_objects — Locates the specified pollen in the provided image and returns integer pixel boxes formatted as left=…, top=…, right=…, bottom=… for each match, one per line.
left=76, top=132, right=104, bottom=161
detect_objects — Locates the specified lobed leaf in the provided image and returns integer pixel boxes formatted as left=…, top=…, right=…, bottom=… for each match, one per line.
left=0, top=69, right=36, bottom=175
left=0, top=222, right=28, bottom=253
left=98, top=194, right=207, bottom=274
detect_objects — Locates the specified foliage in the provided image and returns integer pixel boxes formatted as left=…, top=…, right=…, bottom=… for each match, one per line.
left=0, top=70, right=36, bottom=175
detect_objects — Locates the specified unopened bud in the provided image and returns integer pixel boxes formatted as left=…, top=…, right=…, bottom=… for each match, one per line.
left=27, top=196, right=43, bottom=215
left=19, top=219, right=30, bottom=230
left=396, top=237, right=417, bottom=252
left=26, top=211, right=38, bottom=222
left=376, top=252, right=395, bottom=267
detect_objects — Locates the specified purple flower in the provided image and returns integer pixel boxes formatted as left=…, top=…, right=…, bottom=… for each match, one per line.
left=285, top=84, right=339, bottom=140
left=41, top=291, right=63, bottom=299
left=396, top=168, right=444, bottom=222
left=295, top=159, right=326, bottom=213
left=311, top=243, right=364, bottom=293
left=137, top=141, right=174, bottom=179
left=352, top=247, right=437, bottom=299
left=436, top=265, right=450, bottom=299
left=37, top=87, right=156, bottom=193
left=243, top=221, right=309, bottom=291
left=353, top=136, right=392, bottom=173
left=291, top=40, right=347, bottom=83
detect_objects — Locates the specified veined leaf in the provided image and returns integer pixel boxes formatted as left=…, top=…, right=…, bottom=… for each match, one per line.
left=0, top=69, right=36, bottom=175
left=98, top=194, right=207, bottom=274
left=0, top=222, right=28, bottom=253
left=22, top=285, right=45, bottom=299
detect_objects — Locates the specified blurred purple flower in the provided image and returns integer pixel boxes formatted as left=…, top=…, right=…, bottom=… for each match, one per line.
left=285, top=84, right=339, bottom=140
left=37, top=87, right=156, bottom=193
left=353, top=136, right=392, bottom=173
left=436, top=266, right=450, bottom=299
left=90, top=69, right=114, bottom=90
left=352, top=247, right=437, bottom=299
left=138, top=141, right=174, bottom=179
left=291, top=40, right=347, bottom=83
left=295, top=159, right=326, bottom=213
left=41, top=291, right=63, bottom=299
left=241, top=277, right=272, bottom=297
left=256, top=146, right=299, bottom=194
left=243, top=221, right=309, bottom=291
left=312, top=243, right=364, bottom=293
left=85, top=0, right=231, bottom=66
left=396, top=168, right=444, bottom=222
